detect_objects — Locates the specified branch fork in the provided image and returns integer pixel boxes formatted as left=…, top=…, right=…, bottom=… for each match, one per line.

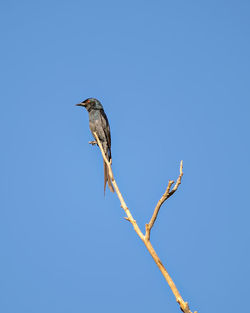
left=92, top=132, right=196, bottom=313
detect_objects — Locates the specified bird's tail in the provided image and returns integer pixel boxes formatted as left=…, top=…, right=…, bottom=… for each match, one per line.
left=103, top=159, right=114, bottom=194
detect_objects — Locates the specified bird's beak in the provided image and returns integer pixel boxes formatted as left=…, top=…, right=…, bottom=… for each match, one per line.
left=75, top=103, right=86, bottom=107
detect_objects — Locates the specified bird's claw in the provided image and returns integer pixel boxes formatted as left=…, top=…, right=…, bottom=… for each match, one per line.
left=89, top=141, right=97, bottom=146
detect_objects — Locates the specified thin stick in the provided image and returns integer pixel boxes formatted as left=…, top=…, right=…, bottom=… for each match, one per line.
left=92, top=132, right=144, bottom=241
left=145, top=161, right=183, bottom=241
left=93, top=132, right=196, bottom=313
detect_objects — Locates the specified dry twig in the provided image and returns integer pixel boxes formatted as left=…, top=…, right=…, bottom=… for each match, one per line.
left=93, top=132, right=196, bottom=313
left=145, top=161, right=183, bottom=241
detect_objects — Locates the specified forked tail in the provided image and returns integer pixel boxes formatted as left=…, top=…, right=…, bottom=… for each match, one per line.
left=103, top=159, right=114, bottom=194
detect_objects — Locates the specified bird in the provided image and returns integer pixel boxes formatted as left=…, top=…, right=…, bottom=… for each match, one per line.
left=76, top=98, right=114, bottom=194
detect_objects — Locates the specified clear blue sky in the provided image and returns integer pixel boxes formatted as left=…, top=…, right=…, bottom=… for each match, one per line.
left=1, top=1, right=250, bottom=312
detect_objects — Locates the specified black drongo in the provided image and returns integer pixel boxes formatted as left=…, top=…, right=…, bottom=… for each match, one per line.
left=76, top=98, right=114, bottom=194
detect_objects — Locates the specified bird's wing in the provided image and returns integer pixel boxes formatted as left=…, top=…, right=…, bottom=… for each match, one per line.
left=100, top=109, right=112, bottom=159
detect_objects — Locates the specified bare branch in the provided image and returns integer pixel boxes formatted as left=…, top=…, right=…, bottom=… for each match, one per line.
left=92, top=133, right=195, bottom=313
left=145, top=161, right=183, bottom=241
left=169, top=160, right=184, bottom=196
left=93, top=132, right=144, bottom=241
left=145, top=180, right=174, bottom=241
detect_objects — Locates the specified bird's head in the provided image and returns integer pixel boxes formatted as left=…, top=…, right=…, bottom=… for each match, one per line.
left=76, top=98, right=103, bottom=111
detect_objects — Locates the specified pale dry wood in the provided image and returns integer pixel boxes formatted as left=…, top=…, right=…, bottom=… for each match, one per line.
left=145, top=161, right=183, bottom=241
left=93, top=132, right=196, bottom=313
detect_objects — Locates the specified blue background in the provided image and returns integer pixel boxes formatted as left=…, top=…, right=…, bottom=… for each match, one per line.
left=1, top=1, right=250, bottom=312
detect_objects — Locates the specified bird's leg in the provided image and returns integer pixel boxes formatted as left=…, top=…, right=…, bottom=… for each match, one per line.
left=89, top=140, right=97, bottom=146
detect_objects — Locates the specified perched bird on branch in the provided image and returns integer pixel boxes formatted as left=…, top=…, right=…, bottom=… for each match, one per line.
left=76, top=98, right=114, bottom=194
